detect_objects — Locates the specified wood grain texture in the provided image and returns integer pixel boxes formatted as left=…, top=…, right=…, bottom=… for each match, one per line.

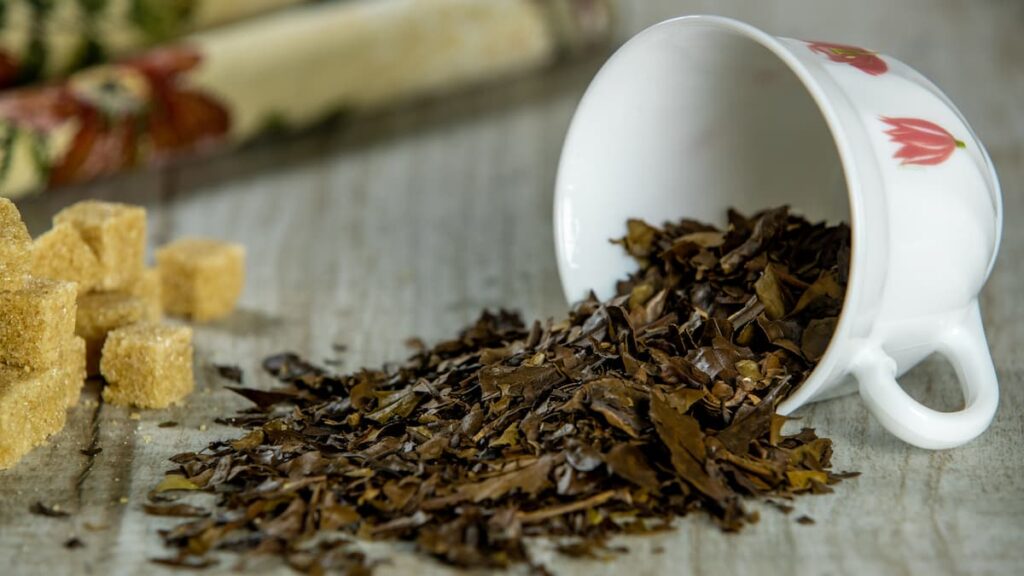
left=2, top=1, right=1022, bottom=574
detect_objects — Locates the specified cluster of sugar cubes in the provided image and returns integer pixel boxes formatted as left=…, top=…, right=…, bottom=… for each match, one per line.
left=45, top=201, right=158, bottom=376
left=1, top=197, right=245, bottom=468
left=0, top=199, right=84, bottom=469
left=39, top=200, right=245, bottom=407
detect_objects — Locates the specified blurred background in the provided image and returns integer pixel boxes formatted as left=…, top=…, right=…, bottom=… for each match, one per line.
left=5, top=1, right=1018, bottom=355
left=1, top=2, right=1022, bottom=574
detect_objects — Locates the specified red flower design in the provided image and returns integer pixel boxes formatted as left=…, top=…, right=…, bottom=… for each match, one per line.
left=807, top=41, right=888, bottom=76
left=881, top=116, right=965, bottom=166
left=0, top=45, right=229, bottom=187
left=0, top=87, right=77, bottom=131
left=125, top=47, right=230, bottom=156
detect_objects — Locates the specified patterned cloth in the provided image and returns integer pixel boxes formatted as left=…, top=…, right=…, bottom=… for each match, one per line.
left=0, top=0, right=612, bottom=197
left=0, top=0, right=308, bottom=88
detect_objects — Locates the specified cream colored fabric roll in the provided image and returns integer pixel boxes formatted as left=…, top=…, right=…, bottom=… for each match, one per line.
left=0, top=0, right=613, bottom=198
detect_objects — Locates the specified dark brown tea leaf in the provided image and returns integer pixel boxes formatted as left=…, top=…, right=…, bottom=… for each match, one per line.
left=29, top=501, right=70, bottom=518
left=213, top=364, right=244, bottom=383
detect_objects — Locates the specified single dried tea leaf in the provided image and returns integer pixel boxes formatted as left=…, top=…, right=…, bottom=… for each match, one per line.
left=151, top=556, right=218, bottom=569
left=801, top=317, right=838, bottom=362
left=720, top=206, right=788, bottom=273
left=365, top=386, right=421, bottom=423
left=650, top=392, right=728, bottom=504
left=449, top=455, right=557, bottom=505
left=229, top=429, right=265, bottom=451
left=754, top=265, right=789, bottom=320
left=320, top=504, right=361, bottom=530
left=620, top=219, right=659, bottom=258
left=517, top=490, right=619, bottom=524
left=490, top=423, right=519, bottom=448
left=788, top=437, right=834, bottom=468
left=716, top=383, right=785, bottom=454
left=213, top=364, right=243, bottom=383
left=662, top=387, right=706, bottom=414
left=143, top=503, right=210, bottom=518
left=679, top=230, right=726, bottom=248
left=226, top=386, right=298, bottom=411
left=604, top=444, right=660, bottom=492
left=792, top=272, right=843, bottom=316
left=584, top=377, right=647, bottom=438
left=787, top=470, right=830, bottom=492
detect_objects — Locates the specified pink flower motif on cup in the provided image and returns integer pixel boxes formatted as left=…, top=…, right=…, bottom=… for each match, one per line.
left=807, top=41, right=888, bottom=76
left=881, top=116, right=966, bottom=166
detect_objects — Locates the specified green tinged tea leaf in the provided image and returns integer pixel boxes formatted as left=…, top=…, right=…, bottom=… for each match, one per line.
left=154, top=475, right=200, bottom=493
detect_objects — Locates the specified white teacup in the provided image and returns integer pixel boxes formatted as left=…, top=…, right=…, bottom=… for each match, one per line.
left=553, top=16, right=1002, bottom=449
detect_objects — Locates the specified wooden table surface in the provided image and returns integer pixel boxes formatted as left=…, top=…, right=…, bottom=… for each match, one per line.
left=3, top=1, right=1022, bottom=574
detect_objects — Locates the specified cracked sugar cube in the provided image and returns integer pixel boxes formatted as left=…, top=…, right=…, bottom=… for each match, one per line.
left=100, top=323, right=194, bottom=409
left=127, top=267, right=162, bottom=322
left=53, top=200, right=146, bottom=290
left=0, top=198, right=31, bottom=291
left=0, top=363, right=70, bottom=470
left=29, top=222, right=103, bottom=292
left=76, top=291, right=148, bottom=375
left=0, top=277, right=77, bottom=369
left=156, top=238, right=245, bottom=322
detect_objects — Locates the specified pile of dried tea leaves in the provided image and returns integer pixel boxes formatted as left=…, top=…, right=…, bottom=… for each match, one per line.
left=150, top=207, right=856, bottom=573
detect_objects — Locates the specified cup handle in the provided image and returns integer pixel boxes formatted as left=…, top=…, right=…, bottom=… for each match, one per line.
left=852, top=301, right=999, bottom=449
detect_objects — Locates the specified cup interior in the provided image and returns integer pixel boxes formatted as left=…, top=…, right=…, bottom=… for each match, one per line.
left=555, top=18, right=850, bottom=303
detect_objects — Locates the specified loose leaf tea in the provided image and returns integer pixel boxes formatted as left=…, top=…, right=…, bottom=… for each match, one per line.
left=151, top=208, right=853, bottom=571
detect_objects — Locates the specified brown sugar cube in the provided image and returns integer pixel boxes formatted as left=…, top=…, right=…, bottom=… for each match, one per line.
left=61, top=336, right=87, bottom=407
left=0, top=198, right=31, bottom=291
left=53, top=200, right=146, bottom=290
left=76, top=291, right=148, bottom=375
left=0, top=364, right=69, bottom=469
left=0, top=277, right=77, bottom=369
left=126, top=267, right=162, bottom=322
left=156, top=238, right=245, bottom=322
left=100, top=323, right=194, bottom=409
left=29, top=222, right=103, bottom=292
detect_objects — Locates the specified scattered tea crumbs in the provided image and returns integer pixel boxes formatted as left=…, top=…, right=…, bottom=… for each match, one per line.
left=29, top=501, right=69, bottom=518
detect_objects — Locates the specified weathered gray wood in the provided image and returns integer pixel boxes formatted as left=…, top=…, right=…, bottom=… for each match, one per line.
left=2, top=1, right=1022, bottom=574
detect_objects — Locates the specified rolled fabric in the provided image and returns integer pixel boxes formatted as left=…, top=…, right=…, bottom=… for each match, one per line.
left=0, top=0, right=309, bottom=88
left=0, top=0, right=612, bottom=198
